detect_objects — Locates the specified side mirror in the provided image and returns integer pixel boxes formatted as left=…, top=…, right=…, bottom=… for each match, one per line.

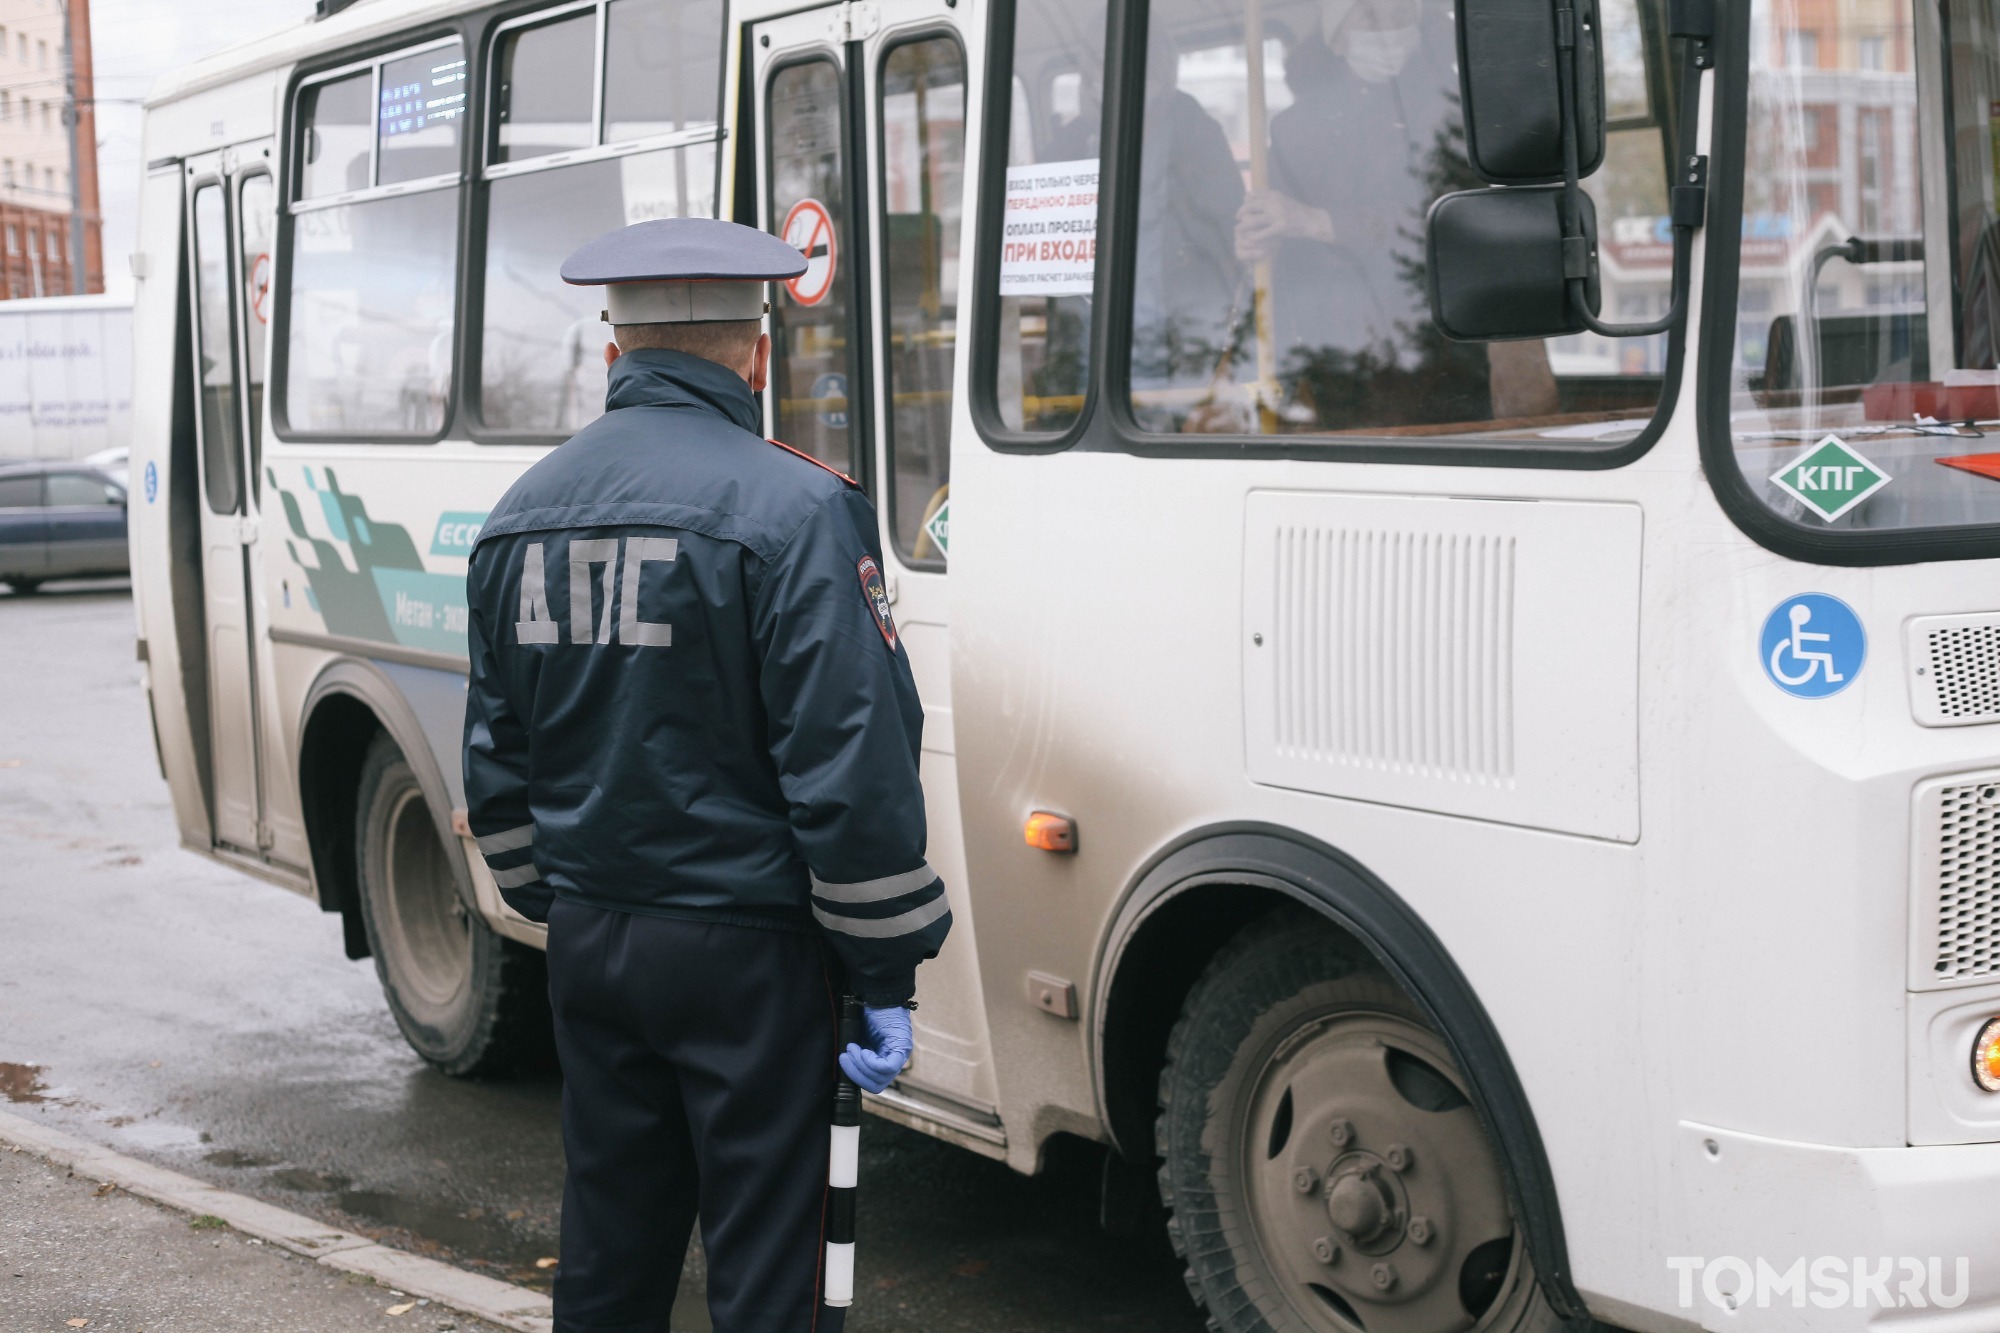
left=1427, top=186, right=1598, bottom=341
left=1458, top=0, right=1605, bottom=184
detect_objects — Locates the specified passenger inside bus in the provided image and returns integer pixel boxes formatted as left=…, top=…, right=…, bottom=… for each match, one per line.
left=1130, top=22, right=1246, bottom=407
left=1234, top=0, right=1445, bottom=360
left=1130, top=0, right=1505, bottom=436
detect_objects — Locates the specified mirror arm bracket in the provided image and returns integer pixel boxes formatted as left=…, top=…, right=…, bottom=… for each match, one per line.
left=1668, top=0, right=1715, bottom=68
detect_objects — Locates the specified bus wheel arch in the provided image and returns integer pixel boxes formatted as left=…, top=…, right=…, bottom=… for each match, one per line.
left=1093, top=825, right=1584, bottom=1326
left=297, top=659, right=551, bottom=1076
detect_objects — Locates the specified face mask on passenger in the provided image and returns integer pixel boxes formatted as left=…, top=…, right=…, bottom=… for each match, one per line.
left=1321, top=0, right=1422, bottom=83
left=1343, top=24, right=1420, bottom=81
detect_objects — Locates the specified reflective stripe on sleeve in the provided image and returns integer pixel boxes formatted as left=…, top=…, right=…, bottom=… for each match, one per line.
left=809, top=863, right=937, bottom=904
left=476, top=824, right=534, bottom=856
left=812, top=892, right=950, bottom=939
left=490, top=863, right=544, bottom=889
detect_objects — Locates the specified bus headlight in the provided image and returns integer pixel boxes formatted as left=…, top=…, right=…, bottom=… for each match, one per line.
left=1975, top=1018, right=2000, bottom=1094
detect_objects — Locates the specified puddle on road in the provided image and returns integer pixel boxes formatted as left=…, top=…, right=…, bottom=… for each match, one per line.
left=332, top=1186, right=549, bottom=1264
left=0, top=1061, right=48, bottom=1102
left=267, top=1166, right=351, bottom=1194
left=116, top=1120, right=205, bottom=1151
left=202, top=1148, right=274, bottom=1169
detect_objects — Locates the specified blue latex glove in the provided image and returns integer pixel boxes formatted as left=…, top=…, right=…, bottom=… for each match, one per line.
left=839, top=1004, right=912, bottom=1094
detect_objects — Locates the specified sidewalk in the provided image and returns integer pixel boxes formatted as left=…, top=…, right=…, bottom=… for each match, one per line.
left=0, top=1109, right=553, bottom=1333
left=0, top=1146, right=502, bottom=1331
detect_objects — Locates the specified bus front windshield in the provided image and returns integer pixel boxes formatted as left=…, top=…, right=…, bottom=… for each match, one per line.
left=1724, top=0, right=2000, bottom=537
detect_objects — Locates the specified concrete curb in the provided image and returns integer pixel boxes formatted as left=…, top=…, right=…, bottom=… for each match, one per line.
left=0, top=1106, right=555, bottom=1332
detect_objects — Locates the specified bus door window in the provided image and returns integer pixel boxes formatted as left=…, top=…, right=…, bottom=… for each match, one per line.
left=192, top=182, right=241, bottom=514
left=237, top=173, right=274, bottom=471
left=768, top=58, right=859, bottom=475
left=478, top=0, right=725, bottom=436
left=989, top=0, right=1107, bottom=434
left=1125, top=0, right=1668, bottom=440
left=1719, top=0, right=2000, bottom=536
left=880, top=36, right=966, bottom=564
left=283, top=39, right=465, bottom=438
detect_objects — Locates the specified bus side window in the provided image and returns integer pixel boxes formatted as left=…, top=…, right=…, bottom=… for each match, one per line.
left=477, top=0, right=726, bottom=437
left=984, top=0, right=1108, bottom=436
left=1125, top=0, right=1668, bottom=443
left=297, top=72, right=369, bottom=200
left=282, top=40, right=466, bottom=439
left=604, top=0, right=723, bottom=142
left=880, top=36, right=967, bottom=564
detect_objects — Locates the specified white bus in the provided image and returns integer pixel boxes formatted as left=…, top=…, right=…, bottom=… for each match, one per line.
left=130, top=0, right=2000, bottom=1326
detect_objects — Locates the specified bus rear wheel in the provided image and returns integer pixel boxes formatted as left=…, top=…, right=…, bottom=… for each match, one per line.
left=354, top=733, right=549, bottom=1077
left=1158, top=910, right=1564, bottom=1333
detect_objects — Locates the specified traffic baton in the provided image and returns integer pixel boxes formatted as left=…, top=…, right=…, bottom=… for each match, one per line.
left=824, top=993, right=862, bottom=1308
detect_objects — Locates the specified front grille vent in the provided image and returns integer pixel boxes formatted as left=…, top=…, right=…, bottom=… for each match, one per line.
left=1907, top=613, right=2000, bottom=727
left=1932, top=779, right=2000, bottom=983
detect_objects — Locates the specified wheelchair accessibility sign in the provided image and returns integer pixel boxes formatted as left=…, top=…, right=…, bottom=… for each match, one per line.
left=1760, top=594, right=1865, bottom=698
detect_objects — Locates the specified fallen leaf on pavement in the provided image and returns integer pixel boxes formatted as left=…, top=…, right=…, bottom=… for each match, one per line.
left=874, top=1277, right=899, bottom=1290
left=505, top=1209, right=525, bottom=1220
left=92, top=1183, right=114, bottom=1197
left=386, top=1302, right=416, bottom=1316
left=66, top=1321, right=88, bottom=1328
left=535, top=1257, right=558, bottom=1269
left=148, top=1061, right=162, bottom=1069
left=953, top=1259, right=989, bottom=1277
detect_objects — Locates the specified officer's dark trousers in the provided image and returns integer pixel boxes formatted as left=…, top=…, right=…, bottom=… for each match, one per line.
left=546, top=898, right=843, bottom=1333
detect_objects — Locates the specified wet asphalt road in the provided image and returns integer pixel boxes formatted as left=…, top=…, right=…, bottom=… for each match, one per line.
left=0, top=583, right=1205, bottom=1332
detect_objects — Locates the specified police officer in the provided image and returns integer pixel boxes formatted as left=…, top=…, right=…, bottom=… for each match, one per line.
left=462, top=217, right=951, bottom=1333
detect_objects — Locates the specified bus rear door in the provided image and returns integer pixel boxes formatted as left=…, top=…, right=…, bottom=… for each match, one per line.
left=755, top=1, right=1001, bottom=1134
left=183, top=145, right=275, bottom=857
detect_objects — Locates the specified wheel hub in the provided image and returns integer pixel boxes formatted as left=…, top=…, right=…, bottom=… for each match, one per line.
left=1242, top=1015, right=1520, bottom=1332
left=1324, top=1155, right=1406, bottom=1250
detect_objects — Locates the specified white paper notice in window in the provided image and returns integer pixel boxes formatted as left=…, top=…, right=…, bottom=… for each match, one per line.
left=997, top=159, right=1098, bottom=297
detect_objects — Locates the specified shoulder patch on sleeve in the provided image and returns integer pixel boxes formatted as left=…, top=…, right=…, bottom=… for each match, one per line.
left=766, top=437, right=858, bottom=487
left=857, top=555, right=897, bottom=649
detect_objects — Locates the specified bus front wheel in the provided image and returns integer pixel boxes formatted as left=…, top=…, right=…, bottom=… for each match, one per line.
left=1157, top=909, right=1565, bottom=1333
left=354, top=733, right=549, bottom=1077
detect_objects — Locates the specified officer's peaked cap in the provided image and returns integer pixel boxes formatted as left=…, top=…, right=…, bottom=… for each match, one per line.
left=562, top=218, right=808, bottom=325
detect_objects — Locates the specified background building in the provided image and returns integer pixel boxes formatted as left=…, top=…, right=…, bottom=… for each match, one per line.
left=0, top=0, right=101, bottom=299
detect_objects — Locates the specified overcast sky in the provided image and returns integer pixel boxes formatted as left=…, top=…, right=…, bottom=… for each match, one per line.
left=92, top=0, right=317, bottom=298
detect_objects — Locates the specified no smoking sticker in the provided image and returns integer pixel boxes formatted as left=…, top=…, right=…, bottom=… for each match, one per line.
left=781, top=197, right=836, bottom=306
left=247, top=251, right=272, bottom=325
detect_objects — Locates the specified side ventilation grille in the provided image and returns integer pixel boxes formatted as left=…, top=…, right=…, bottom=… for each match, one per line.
left=1907, top=613, right=2000, bottom=727
left=1930, top=778, right=2000, bottom=984
left=1243, top=491, right=1641, bottom=842
left=1271, top=527, right=1516, bottom=784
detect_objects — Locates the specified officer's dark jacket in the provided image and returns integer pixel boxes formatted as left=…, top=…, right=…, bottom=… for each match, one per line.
left=462, top=349, right=950, bottom=1005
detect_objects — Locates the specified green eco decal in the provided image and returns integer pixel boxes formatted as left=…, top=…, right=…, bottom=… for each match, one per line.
left=269, top=466, right=483, bottom=656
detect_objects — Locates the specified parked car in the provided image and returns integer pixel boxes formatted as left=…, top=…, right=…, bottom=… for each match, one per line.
left=84, top=445, right=130, bottom=487
left=0, top=462, right=129, bottom=593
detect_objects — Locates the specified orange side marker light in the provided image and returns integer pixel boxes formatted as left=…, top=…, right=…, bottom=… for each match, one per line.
left=1024, top=811, right=1077, bottom=854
